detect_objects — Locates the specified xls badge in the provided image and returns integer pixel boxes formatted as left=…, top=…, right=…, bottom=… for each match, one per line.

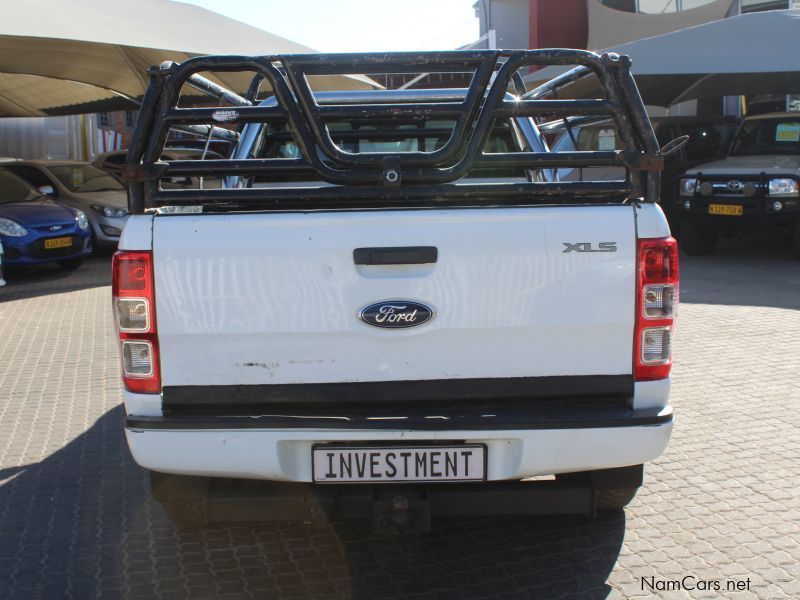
left=562, top=242, right=617, bottom=253
left=359, top=300, right=434, bottom=329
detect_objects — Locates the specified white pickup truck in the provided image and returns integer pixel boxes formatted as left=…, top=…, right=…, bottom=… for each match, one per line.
left=115, top=50, right=677, bottom=531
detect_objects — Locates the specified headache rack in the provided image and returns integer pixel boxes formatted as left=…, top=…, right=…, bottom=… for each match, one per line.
left=124, top=50, right=663, bottom=213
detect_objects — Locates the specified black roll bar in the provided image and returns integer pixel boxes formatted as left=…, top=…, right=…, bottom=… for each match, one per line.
left=125, top=50, right=663, bottom=214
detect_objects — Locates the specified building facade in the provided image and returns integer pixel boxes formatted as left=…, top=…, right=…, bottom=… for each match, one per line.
left=476, top=0, right=791, bottom=52
left=473, top=0, right=794, bottom=115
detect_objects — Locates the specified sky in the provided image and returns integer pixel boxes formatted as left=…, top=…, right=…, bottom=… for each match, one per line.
left=178, top=0, right=481, bottom=53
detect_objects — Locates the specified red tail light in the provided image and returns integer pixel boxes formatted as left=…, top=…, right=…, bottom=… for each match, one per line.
left=634, top=237, right=679, bottom=381
left=112, top=251, right=161, bottom=394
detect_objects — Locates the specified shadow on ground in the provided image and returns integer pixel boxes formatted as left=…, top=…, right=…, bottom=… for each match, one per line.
left=0, top=253, right=112, bottom=302
left=0, top=406, right=626, bottom=600
left=679, top=234, right=799, bottom=310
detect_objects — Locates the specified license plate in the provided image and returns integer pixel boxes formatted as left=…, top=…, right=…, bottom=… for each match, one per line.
left=312, top=445, right=486, bottom=483
left=44, top=236, right=73, bottom=249
left=708, top=204, right=743, bottom=216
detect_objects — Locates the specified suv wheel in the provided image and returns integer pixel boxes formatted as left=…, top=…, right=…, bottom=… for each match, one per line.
left=679, top=217, right=717, bottom=256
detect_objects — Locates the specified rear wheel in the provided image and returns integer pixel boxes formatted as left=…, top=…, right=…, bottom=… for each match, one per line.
left=678, top=217, right=717, bottom=256
left=595, top=487, right=639, bottom=511
left=57, top=258, right=84, bottom=271
left=558, top=464, right=643, bottom=512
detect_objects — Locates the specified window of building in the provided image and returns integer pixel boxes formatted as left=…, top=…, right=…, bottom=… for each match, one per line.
left=98, top=112, right=110, bottom=127
left=125, top=111, right=137, bottom=128
left=602, top=0, right=720, bottom=12
left=600, top=0, right=637, bottom=11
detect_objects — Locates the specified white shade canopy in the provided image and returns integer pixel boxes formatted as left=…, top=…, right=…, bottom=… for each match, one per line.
left=0, top=0, right=377, bottom=117
left=525, top=9, right=800, bottom=107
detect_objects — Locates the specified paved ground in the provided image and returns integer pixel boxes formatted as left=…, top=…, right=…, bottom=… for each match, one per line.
left=1, top=236, right=798, bottom=600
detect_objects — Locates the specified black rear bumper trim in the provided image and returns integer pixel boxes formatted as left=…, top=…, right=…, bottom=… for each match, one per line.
left=163, top=375, right=634, bottom=408
left=127, top=405, right=672, bottom=431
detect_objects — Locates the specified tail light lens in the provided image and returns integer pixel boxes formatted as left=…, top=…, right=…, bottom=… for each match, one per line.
left=113, top=251, right=161, bottom=394
left=635, top=237, right=679, bottom=381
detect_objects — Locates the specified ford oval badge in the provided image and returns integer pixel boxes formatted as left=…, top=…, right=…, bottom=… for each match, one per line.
left=359, top=300, right=434, bottom=329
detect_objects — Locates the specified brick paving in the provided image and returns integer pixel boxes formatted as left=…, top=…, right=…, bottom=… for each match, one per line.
left=1, top=237, right=798, bottom=599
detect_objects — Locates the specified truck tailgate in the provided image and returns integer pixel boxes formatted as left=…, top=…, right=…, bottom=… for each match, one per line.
left=153, top=205, right=636, bottom=387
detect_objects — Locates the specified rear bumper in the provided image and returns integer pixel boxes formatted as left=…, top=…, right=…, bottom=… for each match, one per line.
left=125, top=406, right=673, bottom=482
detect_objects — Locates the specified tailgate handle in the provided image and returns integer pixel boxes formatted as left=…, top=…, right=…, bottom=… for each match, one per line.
left=353, top=246, right=438, bottom=265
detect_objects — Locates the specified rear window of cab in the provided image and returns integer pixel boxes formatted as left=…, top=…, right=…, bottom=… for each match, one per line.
left=240, top=119, right=528, bottom=181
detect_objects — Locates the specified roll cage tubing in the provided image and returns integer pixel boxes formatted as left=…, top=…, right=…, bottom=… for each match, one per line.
left=124, top=50, right=662, bottom=213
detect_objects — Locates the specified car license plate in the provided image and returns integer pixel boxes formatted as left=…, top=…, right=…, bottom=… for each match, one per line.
left=44, top=236, right=73, bottom=249
left=708, top=204, right=743, bottom=216
left=312, top=445, right=486, bottom=483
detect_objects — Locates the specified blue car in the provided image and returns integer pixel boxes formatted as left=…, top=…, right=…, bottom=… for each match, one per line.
left=0, top=168, right=92, bottom=270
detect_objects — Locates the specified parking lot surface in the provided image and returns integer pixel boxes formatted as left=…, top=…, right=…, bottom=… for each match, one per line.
left=1, top=237, right=799, bottom=599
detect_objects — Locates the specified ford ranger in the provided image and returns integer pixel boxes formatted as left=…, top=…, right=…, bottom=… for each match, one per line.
left=116, top=50, right=677, bottom=531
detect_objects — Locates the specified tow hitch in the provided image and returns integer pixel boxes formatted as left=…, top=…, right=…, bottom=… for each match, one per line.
left=372, top=488, right=431, bottom=534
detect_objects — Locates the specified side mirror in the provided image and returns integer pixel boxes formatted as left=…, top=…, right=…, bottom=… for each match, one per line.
left=37, top=185, right=55, bottom=196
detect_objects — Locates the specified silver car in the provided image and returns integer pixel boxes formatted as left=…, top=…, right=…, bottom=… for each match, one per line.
left=94, top=147, right=224, bottom=190
left=1, top=159, right=128, bottom=248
